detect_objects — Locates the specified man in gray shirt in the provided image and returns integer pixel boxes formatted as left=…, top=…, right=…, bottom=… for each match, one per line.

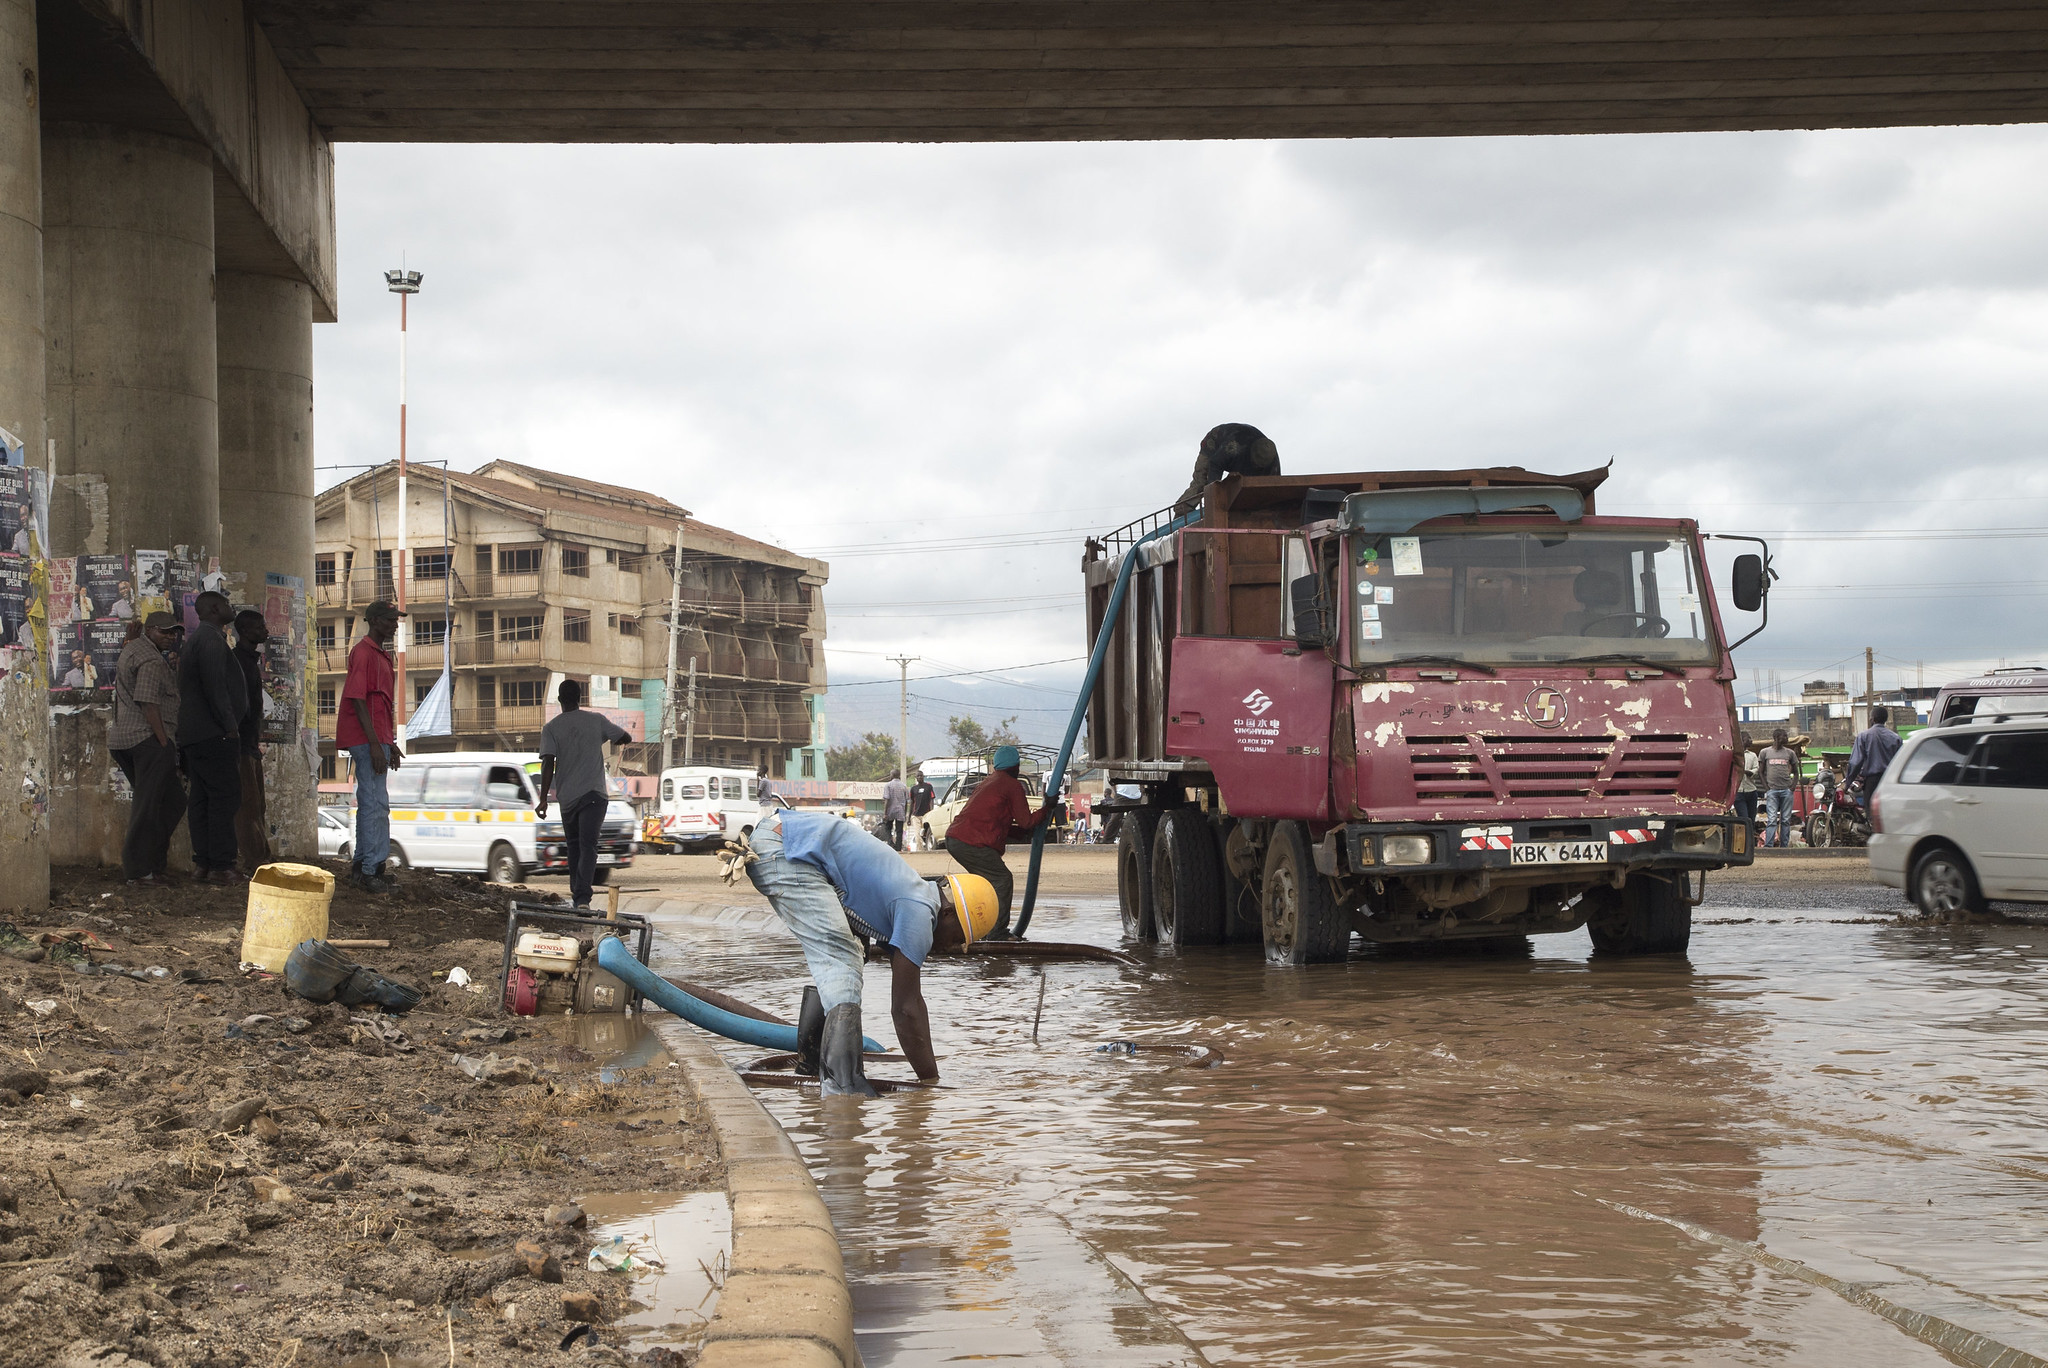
left=1759, top=728, right=1801, bottom=849
left=882, top=773, right=909, bottom=850
left=535, top=678, right=630, bottom=909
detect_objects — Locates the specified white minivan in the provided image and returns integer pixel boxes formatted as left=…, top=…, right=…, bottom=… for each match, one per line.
left=656, top=766, right=771, bottom=852
left=1869, top=718, right=2048, bottom=915
left=336, top=749, right=543, bottom=884
left=336, top=749, right=640, bottom=885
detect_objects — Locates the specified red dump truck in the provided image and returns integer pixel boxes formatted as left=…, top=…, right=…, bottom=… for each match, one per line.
left=1082, top=464, right=1769, bottom=961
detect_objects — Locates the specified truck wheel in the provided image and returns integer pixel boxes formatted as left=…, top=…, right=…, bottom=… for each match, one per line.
left=487, top=842, right=522, bottom=885
left=1116, top=810, right=1161, bottom=942
left=1805, top=812, right=1831, bottom=848
left=592, top=867, right=612, bottom=886
left=1152, top=811, right=1224, bottom=947
left=1587, top=874, right=1691, bottom=956
left=1261, top=821, right=1348, bottom=965
left=1911, top=845, right=1985, bottom=917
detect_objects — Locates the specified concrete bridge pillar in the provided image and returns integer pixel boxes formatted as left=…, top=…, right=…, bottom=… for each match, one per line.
left=217, top=269, right=317, bottom=860
left=0, top=0, right=49, bottom=912
left=43, top=123, right=219, bottom=866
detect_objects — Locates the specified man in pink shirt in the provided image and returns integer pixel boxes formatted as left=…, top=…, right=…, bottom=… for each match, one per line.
left=338, top=600, right=404, bottom=893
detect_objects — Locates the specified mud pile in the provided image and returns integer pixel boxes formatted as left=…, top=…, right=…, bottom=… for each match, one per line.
left=0, top=863, right=721, bottom=1368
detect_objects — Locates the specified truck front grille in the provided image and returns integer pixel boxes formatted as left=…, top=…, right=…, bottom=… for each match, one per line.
left=1405, top=734, right=1689, bottom=802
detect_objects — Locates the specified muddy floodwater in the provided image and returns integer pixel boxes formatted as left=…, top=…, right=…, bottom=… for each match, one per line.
left=643, top=871, right=2048, bottom=1366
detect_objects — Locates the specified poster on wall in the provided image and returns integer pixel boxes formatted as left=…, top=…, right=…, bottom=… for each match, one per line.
left=0, top=551, right=28, bottom=652
left=167, top=555, right=200, bottom=631
left=0, top=465, right=43, bottom=557
left=51, top=622, right=93, bottom=689
left=133, top=550, right=169, bottom=616
left=85, top=618, right=127, bottom=689
left=261, top=571, right=306, bottom=745
left=45, top=557, right=75, bottom=634
left=74, top=554, right=130, bottom=623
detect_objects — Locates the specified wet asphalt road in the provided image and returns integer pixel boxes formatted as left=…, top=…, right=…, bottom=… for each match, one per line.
left=632, top=853, right=2048, bottom=1367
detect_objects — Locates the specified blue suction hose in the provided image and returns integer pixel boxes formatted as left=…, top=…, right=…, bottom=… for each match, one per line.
left=1015, top=509, right=1201, bottom=939
left=595, top=935, right=884, bottom=1054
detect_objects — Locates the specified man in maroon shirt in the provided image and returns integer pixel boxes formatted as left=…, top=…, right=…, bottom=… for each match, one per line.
left=943, top=745, right=1055, bottom=940
left=338, top=600, right=404, bottom=893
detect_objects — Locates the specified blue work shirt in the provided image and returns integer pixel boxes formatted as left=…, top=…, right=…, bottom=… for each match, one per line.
left=1846, top=724, right=1903, bottom=789
left=776, top=810, right=940, bottom=964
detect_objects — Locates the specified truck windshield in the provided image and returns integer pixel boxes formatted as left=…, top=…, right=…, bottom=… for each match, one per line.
left=1351, top=527, right=1718, bottom=667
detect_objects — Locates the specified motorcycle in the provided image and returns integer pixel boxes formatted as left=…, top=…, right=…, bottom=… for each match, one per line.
left=1804, top=783, right=1871, bottom=848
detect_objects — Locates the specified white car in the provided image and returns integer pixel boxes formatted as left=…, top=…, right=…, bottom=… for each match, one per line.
left=918, top=768, right=1044, bottom=848
left=1869, top=719, right=2048, bottom=914
left=318, top=805, right=351, bottom=859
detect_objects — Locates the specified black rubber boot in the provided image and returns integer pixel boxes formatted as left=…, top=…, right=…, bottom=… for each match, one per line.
left=795, top=986, right=823, bottom=1077
left=819, top=1004, right=879, bottom=1098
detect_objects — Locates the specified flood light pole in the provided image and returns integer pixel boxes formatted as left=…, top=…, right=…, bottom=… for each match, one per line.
left=385, top=267, right=422, bottom=742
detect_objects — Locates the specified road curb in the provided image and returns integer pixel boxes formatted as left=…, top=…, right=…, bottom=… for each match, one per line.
left=650, top=1017, right=861, bottom=1368
left=1749, top=848, right=1870, bottom=860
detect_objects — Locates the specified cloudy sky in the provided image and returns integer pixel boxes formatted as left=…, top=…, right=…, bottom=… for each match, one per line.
left=313, top=127, right=2048, bottom=754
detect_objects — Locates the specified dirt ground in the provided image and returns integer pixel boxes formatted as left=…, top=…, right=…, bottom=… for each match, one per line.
left=0, top=862, right=721, bottom=1368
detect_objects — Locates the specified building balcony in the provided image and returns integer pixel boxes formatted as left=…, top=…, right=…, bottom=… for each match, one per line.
left=672, top=594, right=813, bottom=627
left=452, top=705, right=548, bottom=735
left=450, top=637, right=547, bottom=668
left=315, top=569, right=470, bottom=612
left=461, top=570, right=545, bottom=603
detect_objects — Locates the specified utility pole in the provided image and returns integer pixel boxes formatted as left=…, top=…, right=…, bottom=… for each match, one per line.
left=888, top=655, right=917, bottom=784
left=1865, top=646, right=1875, bottom=705
left=682, top=658, right=698, bottom=766
left=660, top=521, right=685, bottom=773
left=383, top=267, right=422, bottom=741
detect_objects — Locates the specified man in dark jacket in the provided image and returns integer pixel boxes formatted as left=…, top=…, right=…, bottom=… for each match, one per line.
left=908, top=770, right=935, bottom=851
left=943, top=746, right=1055, bottom=939
left=175, top=590, right=248, bottom=885
left=1172, top=423, right=1281, bottom=514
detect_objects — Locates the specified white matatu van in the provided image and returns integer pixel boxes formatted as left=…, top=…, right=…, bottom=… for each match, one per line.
left=656, top=766, right=779, bottom=852
left=336, top=749, right=637, bottom=885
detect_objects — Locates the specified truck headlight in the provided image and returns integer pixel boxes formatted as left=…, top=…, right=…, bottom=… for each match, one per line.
left=537, top=821, right=563, bottom=839
left=1380, top=834, right=1435, bottom=866
left=1672, top=826, right=1724, bottom=854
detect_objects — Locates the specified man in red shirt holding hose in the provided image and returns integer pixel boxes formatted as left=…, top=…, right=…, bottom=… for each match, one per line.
left=943, top=745, right=1056, bottom=940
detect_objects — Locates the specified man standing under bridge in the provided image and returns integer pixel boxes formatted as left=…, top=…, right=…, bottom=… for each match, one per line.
left=732, top=808, right=1000, bottom=1096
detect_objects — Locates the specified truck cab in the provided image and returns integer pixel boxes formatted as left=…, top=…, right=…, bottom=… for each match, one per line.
left=1086, top=465, right=1767, bottom=962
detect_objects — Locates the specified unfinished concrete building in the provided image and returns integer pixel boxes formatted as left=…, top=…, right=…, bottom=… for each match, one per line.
left=313, top=460, right=828, bottom=780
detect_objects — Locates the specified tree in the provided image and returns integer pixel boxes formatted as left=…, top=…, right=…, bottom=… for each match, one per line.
left=825, top=731, right=909, bottom=782
left=946, top=714, right=1021, bottom=756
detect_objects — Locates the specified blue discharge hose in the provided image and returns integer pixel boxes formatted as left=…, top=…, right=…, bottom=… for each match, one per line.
left=595, top=936, right=884, bottom=1054
left=1015, top=509, right=1201, bottom=939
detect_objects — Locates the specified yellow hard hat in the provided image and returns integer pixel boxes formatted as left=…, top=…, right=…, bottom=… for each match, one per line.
left=942, top=873, right=1000, bottom=945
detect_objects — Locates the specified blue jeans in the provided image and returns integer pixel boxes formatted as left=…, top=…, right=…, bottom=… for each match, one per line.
left=745, top=813, right=865, bottom=1011
left=1764, top=788, right=1794, bottom=847
left=349, top=743, right=394, bottom=873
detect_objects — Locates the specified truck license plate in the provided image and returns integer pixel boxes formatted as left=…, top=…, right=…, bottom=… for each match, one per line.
left=597, top=854, right=617, bottom=865
left=1510, top=841, right=1609, bottom=866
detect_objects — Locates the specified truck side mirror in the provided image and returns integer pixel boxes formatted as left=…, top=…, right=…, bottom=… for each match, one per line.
left=1289, top=575, right=1327, bottom=649
left=1731, top=554, right=1766, bottom=613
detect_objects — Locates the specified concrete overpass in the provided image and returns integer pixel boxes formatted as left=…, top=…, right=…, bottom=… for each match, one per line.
left=4, top=0, right=2046, bottom=905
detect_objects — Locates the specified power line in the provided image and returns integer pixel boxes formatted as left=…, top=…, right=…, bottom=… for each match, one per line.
left=830, top=655, right=1086, bottom=687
